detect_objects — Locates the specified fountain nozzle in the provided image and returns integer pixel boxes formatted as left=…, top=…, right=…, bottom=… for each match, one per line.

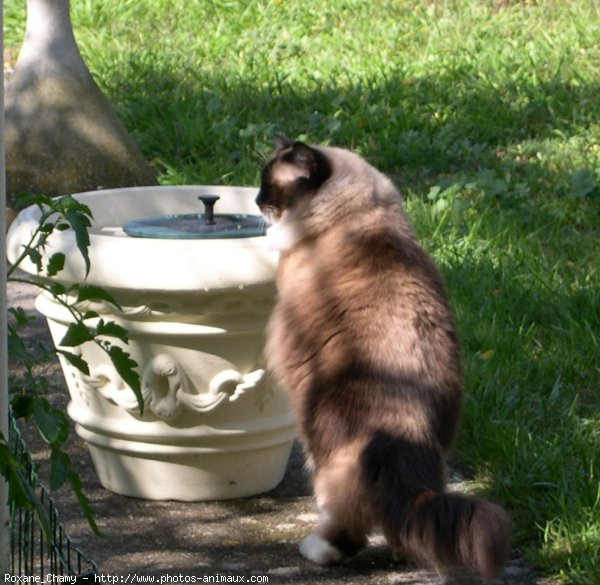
left=198, top=195, right=220, bottom=225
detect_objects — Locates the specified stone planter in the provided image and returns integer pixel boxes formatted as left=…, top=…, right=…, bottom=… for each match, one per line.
left=6, top=186, right=295, bottom=501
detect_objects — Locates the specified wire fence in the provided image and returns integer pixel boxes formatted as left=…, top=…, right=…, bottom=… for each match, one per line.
left=9, top=411, right=97, bottom=579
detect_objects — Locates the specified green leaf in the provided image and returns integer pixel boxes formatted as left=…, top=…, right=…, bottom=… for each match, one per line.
left=63, top=203, right=92, bottom=276
left=49, top=195, right=94, bottom=276
left=81, top=310, right=100, bottom=320
left=67, top=469, right=101, bottom=535
left=108, top=346, right=143, bottom=412
left=76, top=284, right=122, bottom=310
left=39, top=222, right=56, bottom=234
left=0, top=437, right=14, bottom=479
left=56, top=194, right=93, bottom=218
left=434, top=198, right=450, bottom=213
left=50, top=448, right=71, bottom=491
left=33, top=399, right=69, bottom=447
left=26, top=248, right=43, bottom=272
left=59, top=322, right=94, bottom=347
left=46, top=252, right=66, bottom=277
left=14, top=192, right=53, bottom=209
left=7, top=323, right=37, bottom=367
left=11, top=394, right=36, bottom=419
left=0, top=435, right=53, bottom=547
left=56, top=349, right=90, bottom=375
left=10, top=461, right=53, bottom=544
left=48, top=282, right=68, bottom=297
left=9, top=307, right=34, bottom=327
left=96, top=319, right=129, bottom=343
left=427, top=185, right=442, bottom=200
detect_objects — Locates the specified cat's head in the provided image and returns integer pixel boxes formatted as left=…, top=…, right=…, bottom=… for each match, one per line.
left=255, top=135, right=332, bottom=225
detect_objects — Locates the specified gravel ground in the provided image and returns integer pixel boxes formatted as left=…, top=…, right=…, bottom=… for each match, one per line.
left=6, top=279, right=557, bottom=585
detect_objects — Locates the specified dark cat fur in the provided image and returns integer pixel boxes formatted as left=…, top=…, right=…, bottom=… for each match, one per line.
left=256, top=136, right=512, bottom=580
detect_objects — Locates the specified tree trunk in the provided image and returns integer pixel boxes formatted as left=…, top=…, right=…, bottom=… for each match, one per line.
left=5, top=0, right=157, bottom=203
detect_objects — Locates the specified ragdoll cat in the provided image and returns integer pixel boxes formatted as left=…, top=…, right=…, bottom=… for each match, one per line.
left=256, top=136, right=511, bottom=580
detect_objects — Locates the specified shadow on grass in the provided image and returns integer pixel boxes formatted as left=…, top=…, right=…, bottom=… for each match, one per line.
left=107, top=60, right=600, bottom=196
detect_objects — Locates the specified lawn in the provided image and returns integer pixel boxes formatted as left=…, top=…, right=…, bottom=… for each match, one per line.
left=4, top=0, right=600, bottom=582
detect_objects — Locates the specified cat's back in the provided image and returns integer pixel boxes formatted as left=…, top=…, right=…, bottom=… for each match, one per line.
left=271, top=196, right=459, bottom=390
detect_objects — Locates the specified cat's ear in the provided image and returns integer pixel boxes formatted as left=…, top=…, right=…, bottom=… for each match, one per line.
left=271, top=140, right=330, bottom=188
left=274, top=134, right=295, bottom=150
left=287, top=142, right=317, bottom=180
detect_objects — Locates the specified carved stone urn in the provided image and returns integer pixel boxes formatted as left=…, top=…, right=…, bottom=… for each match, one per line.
left=7, top=186, right=295, bottom=500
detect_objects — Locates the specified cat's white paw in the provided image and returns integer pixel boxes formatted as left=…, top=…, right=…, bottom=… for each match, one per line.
left=299, top=533, right=344, bottom=565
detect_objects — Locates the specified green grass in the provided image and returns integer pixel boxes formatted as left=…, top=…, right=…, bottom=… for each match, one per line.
left=5, top=0, right=600, bottom=582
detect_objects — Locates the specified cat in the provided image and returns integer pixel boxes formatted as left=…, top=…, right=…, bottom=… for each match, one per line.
left=256, top=136, right=512, bottom=580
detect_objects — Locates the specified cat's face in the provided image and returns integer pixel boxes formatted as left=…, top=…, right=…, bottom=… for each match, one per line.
left=255, top=136, right=331, bottom=225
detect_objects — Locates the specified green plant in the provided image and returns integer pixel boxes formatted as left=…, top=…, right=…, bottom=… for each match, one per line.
left=1, top=194, right=142, bottom=536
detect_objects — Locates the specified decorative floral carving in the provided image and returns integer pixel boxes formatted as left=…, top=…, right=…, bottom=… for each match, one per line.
left=142, top=354, right=187, bottom=419
left=77, top=363, right=150, bottom=412
left=177, top=368, right=265, bottom=413
left=76, top=353, right=266, bottom=420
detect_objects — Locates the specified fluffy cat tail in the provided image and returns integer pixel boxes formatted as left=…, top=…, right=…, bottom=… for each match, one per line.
left=386, top=490, right=512, bottom=580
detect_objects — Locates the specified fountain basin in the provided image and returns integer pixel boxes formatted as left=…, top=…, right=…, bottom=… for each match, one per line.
left=6, top=185, right=294, bottom=501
